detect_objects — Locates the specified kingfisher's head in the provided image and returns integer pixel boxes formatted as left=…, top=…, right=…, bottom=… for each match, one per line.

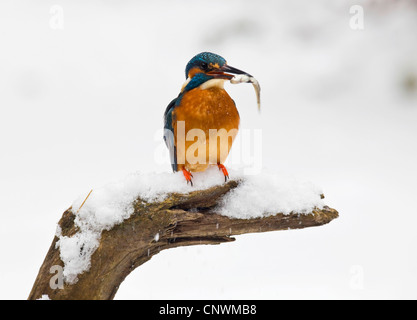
left=181, top=52, right=252, bottom=92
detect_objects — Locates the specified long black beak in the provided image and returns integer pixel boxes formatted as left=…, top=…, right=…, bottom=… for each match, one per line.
left=208, top=64, right=253, bottom=80
left=221, top=65, right=253, bottom=77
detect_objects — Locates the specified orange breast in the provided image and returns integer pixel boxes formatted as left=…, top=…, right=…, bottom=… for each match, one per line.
left=173, top=87, right=240, bottom=172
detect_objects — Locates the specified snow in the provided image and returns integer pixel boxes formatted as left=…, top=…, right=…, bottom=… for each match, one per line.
left=36, top=295, right=50, bottom=300
left=218, top=170, right=324, bottom=219
left=56, top=167, right=324, bottom=284
left=56, top=231, right=100, bottom=284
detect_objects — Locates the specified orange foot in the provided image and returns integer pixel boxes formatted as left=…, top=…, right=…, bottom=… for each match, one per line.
left=182, top=168, right=193, bottom=186
left=217, top=164, right=229, bottom=182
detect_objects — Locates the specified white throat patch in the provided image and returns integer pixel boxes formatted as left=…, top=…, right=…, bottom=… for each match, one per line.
left=199, top=79, right=226, bottom=90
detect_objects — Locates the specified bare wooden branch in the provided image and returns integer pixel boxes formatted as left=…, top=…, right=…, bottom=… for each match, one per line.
left=28, top=180, right=338, bottom=300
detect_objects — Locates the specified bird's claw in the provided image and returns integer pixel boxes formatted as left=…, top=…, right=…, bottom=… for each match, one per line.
left=182, top=168, right=193, bottom=186
left=217, top=164, right=229, bottom=182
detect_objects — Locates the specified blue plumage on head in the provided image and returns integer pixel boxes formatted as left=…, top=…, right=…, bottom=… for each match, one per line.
left=185, top=52, right=226, bottom=79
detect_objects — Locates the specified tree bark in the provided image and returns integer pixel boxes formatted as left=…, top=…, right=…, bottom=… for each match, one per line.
left=28, top=180, right=338, bottom=300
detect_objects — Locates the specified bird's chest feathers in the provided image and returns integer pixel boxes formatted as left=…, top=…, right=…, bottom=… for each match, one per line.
left=175, top=85, right=239, bottom=131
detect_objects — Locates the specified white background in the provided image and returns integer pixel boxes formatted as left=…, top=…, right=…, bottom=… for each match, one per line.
left=1, top=0, right=416, bottom=299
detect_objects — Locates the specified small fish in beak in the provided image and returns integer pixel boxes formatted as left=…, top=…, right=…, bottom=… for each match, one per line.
left=230, top=74, right=261, bottom=111
left=207, top=63, right=261, bottom=111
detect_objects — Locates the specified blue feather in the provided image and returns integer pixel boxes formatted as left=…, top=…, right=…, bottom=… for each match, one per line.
left=182, top=73, right=213, bottom=93
left=185, top=52, right=226, bottom=78
left=163, top=97, right=178, bottom=172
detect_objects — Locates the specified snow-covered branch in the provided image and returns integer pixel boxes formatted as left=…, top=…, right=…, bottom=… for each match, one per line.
left=28, top=173, right=338, bottom=300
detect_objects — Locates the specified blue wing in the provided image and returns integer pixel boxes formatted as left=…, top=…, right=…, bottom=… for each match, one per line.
left=163, top=97, right=178, bottom=172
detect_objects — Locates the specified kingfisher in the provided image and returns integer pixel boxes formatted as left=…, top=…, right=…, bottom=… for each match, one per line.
left=163, top=52, right=257, bottom=186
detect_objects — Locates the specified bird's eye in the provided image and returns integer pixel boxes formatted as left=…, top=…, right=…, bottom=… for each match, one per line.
left=200, top=62, right=208, bottom=70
